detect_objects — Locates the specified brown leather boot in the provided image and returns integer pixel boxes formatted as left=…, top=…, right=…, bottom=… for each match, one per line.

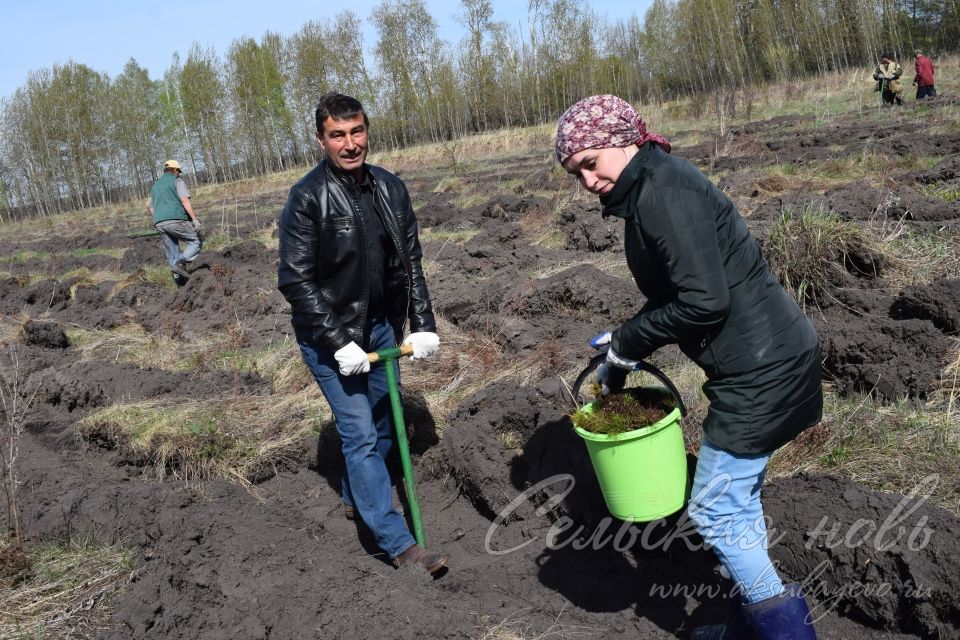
left=391, top=544, right=448, bottom=575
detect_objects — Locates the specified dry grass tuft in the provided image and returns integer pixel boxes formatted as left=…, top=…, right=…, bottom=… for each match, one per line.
left=401, top=314, right=517, bottom=430
left=67, top=323, right=218, bottom=372
left=771, top=384, right=960, bottom=515
left=76, top=394, right=327, bottom=485
left=886, top=228, right=960, bottom=287
left=0, top=540, right=133, bottom=640
left=766, top=204, right=889, bottom=309
left=475, top=605, right=602, bottom=639
left=752, top=173, right=807, bottom=196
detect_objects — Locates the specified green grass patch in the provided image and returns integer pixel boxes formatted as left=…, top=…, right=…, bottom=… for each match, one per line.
left=195, top=229, right=233, bottom=252
left=916, top=183, right=960, bottom=202
left=137, top=265, right=179, bottom=290
left=68, top=247, right=125, bottom=260
left=6, top=250, right=50, bottom=263
left=771, top=391, right=960, bottom=514
left=77, top=395, right=327, bottom=484
left=0, top=540, right=133, bottom=639
left=765, top=151, right=944, bottom=185
left=432, top=176, right=467, bottom=194
left=452, top=191, right=488, bottom=210
left=202, top=340, right=312, bottom=393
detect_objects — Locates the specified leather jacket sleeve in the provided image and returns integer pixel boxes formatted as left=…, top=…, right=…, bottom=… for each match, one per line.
left=277, top=186, right=352, bottom=351
left=399, top=188, right=436, bottom=334
left=612, top=189, right=731, bottom=360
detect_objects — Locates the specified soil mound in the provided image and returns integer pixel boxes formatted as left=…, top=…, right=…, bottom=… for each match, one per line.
left=766, top=473, right=960, bottom=639
left=914, top=154, right=960, bottom=184
left=22, top=279, right=71, bottom=310
left=557, top=201, right=624, bottom=252
left=891, top=279, right=960, bottom=334
left=22, top=319, right=69, bottom=349
left=220, top=240, right=276, bottom=266
left=39, top=360, right=267, bottom=415
left=815, top=316, right=949, bottom=399
left=444, top=381, right=960, bottom=638
left=136, top=263, right=289, bottom=343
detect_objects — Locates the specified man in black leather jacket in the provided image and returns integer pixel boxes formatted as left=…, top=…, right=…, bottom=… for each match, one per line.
left=278, top=93, right=447, bottom=575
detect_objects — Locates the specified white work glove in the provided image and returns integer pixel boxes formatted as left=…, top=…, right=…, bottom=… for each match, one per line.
left=191, top=219, right=203, bottom=234
left=334, top=341, right=370, bottom=376
left=403, top=332, right=440, bottom=360
left=590, top=331, right=640, bottom=370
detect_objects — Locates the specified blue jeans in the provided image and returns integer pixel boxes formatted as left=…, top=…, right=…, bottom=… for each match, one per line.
left=155, top=220, right=201, bottom=266
left=298, top=318, right=415, bottom=559
left=688, top=438, right=784, bottom=603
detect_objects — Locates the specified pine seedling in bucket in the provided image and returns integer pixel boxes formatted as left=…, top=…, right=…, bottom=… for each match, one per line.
left=571, top=360, right=689, bottom=522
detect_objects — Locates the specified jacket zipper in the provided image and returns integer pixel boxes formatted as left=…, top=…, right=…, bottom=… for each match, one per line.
left=373, top=184, right=412, bottom=336
left=347, top=182, right=369, bottom=348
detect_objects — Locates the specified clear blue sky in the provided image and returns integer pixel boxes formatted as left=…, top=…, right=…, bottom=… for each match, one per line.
left=0, top=0, right=651, bottom=101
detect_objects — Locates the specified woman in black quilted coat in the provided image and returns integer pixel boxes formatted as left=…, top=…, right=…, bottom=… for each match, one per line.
left=556, top=95, right=822, bottom=640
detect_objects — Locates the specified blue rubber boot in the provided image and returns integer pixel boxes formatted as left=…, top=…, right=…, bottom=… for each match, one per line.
left=690, top=607, right=755, bottom=639
left=743, top=584, right=817, bottom=639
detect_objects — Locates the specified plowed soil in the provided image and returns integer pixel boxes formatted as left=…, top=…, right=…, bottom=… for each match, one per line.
left=2, top=99, right=960, bottom=638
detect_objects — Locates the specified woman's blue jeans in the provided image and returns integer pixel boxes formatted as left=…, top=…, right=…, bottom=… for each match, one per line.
left=688, top=438, right=785, bottom=603
left=298, top=318, right=416, bottom=559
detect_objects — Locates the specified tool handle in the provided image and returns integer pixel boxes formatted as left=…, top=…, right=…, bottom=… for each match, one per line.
left=367, top=343, right=414, bottom=363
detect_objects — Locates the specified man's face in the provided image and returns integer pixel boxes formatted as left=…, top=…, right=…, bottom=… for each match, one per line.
left=882, top=57, right=892, bottom=64
left=562, top=146, right=632, bottom=196
left=317, top=114, right=368, bottom=177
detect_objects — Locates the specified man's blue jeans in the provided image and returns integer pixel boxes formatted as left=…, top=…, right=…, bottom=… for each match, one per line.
left=688, top=438, right=785, bottom=603
left=155, top=219, right=201, bottom=266
left=298, top=318, right=416, bottom=559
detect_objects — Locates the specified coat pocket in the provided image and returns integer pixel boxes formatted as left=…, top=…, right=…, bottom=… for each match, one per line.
left=320, top=216, right=352, bottom=232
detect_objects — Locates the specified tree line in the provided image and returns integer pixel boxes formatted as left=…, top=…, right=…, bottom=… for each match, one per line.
left=0, top=0, right=957, bottom=221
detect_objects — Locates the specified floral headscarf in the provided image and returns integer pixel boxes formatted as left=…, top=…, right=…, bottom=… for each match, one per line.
left=555, top=95, right=671, bottom=164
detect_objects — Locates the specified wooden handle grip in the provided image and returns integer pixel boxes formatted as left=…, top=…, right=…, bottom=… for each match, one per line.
left=367, top=343, right=415, bottom=363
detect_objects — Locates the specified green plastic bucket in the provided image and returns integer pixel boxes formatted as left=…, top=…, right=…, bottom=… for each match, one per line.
left=574, top=393, right=688, bottom=522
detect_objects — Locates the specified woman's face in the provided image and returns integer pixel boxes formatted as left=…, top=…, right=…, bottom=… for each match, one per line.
left=562, top=145, right=637, bottom=195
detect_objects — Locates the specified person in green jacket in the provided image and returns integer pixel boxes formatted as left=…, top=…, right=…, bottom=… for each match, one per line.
left=148, top=159, right=203, bottom=285
left=556, top=95, right=822, bottom=640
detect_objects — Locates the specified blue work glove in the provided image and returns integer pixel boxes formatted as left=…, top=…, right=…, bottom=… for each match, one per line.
left=589, top=331, right=641, bottom=396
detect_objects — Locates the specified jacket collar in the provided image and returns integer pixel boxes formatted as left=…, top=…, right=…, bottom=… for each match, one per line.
left=600, top=142, right=655, bottom=219
left=325, top=160, right=372, bottom=189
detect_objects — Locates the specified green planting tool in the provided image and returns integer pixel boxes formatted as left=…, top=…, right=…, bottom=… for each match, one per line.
left=127, top=229, right=162, bottom=239
left=367, top=343, right=426, bottom=547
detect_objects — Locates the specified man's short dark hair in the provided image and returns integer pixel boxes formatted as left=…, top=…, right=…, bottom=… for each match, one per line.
left=316, top=93, right=369, bottom=134
left=881, top=52, right=893, bottom=60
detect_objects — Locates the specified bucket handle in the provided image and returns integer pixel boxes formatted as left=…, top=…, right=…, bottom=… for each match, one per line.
left=571, top=349, right=688, bottom=418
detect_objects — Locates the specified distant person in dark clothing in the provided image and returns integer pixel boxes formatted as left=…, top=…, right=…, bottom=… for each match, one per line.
left=913, top=50, right=936, bottom=99
left=556, top=95, right=822, bottom=640
left=148, top=160, right=202, bottom=285
left=874, top=53, right=904, bottom=105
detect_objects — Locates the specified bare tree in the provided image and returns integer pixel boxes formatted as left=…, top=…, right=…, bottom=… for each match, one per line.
left=0, top=346, right=39, bottom=549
